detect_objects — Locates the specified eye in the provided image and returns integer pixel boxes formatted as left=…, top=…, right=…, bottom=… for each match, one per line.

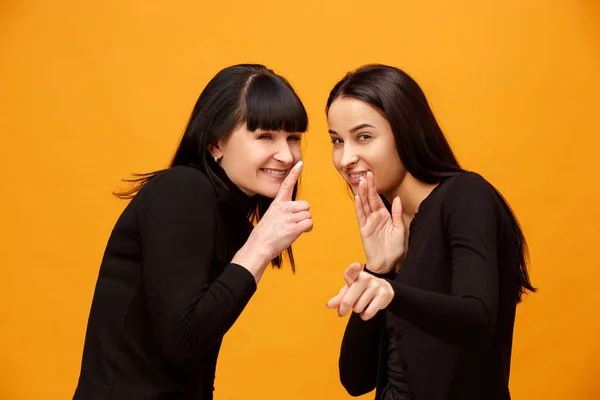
left=331, top=137, right=343, bottom=145
left=287, top=135, right=302, bottom=142
left=258, top=133, right=273, bottom=140
left=357, top=133, right=372, bottom=141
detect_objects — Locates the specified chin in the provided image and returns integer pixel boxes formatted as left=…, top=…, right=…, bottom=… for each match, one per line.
left=253, top=188, right=279, bottom=199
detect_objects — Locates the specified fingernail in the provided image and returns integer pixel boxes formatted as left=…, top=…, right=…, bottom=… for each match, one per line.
left=294, top=161, right=303, bottom=170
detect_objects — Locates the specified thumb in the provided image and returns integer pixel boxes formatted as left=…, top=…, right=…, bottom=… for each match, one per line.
left=391, top=196, right=403, bottom=229
left=343, top=262, right=363, bottom=286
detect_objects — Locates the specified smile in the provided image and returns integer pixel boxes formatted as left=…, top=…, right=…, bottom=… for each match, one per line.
left=261, top=168, right=287, bottom=178
left=346, top=171, right=368, bottom=184
left=349, top=172, right=366, bottom=179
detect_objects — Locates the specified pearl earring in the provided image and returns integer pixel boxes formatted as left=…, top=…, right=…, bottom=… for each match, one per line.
left=214, top=156, right=219, bottom=163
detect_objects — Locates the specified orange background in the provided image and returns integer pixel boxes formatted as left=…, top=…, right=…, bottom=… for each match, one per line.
left=1, top=1, right=599, bottom=399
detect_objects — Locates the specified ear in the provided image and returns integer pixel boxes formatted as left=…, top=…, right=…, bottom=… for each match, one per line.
left=207, top=143, right=223, bottom=159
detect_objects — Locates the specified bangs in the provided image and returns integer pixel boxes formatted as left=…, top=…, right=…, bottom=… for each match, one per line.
left=242, top=74, right=308, bottom=133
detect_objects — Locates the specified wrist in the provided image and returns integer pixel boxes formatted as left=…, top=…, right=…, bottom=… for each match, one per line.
left=364, top=258, right=393, bottom=274
left=232, top=244, right=272, bottom=283
left=364, top=263, right=396, bottom=279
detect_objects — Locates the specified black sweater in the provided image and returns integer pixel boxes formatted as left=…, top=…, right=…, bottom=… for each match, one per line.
left=339, top=172, right=521, bottom=400
left=74, top=166, right=257, bottom=399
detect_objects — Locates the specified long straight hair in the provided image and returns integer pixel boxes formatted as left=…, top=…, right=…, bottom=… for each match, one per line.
left=326, top=64, right=535, bottom=301
left=115, top=64, right=308, bottom=270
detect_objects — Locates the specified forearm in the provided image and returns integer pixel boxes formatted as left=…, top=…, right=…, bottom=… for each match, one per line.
left=339, top=311, right=384, bottom=396
left=387, top=281, right=493, bottom=348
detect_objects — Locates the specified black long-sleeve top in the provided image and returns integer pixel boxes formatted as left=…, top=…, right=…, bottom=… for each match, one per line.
left=339, top=172, right=522, bottom=400
left=74, top=165, right=257, bottom=399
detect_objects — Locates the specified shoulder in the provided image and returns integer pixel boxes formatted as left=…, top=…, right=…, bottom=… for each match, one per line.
left=440, top=172, right=498, bottom=220
left=443, top=172, right=495, bottom=202
left=139, top=166, right=217, bottom=208
left=153, top=166, right=212, bottom=189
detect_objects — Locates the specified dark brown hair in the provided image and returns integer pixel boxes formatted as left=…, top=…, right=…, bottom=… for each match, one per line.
left=326, top=64, right=535, bottom=300
left=116, top=64, right=308, bottom=270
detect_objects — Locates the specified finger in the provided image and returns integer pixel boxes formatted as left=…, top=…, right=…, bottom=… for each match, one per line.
left=360, top=291, right=388, bottom=321
left=274, top=161, right=303, bottom=202
left=354, top=195, right=367, bottom=227
left=326, top=285, right=348, bottom=309
left=295, top=218, right=313, bottom=233
left=343, top=262, right=363, bottom=287
left=359, top=178, right=371, bottom=217
left=366, top=172, right=381, bottom=213
left=284, top=200, right=310, bottom=213
left=338, top=276, right=369, bottom=317
left=360, top=284, right=393, bottom=320
left=391, top=196, right=404, bottom=229
left=374, top=184, right=389, bottom=211
left=352, top=285, right=377, bottom=314
left=289, top=211, right=311, bottom=223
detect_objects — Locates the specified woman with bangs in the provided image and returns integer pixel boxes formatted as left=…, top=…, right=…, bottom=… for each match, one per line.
left=74, top=64, right=312, bottom=400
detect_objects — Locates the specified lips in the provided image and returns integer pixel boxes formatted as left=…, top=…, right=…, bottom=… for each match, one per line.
left=346, top=170, right=367, bottom=184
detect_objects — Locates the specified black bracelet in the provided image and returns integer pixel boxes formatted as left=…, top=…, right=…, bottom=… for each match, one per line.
left=363, top=264, right=396, bottom=279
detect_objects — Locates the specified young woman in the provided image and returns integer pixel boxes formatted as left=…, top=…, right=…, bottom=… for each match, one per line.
left=74, top=64, right=312, bottom=399
left=326, top=64, right=535, bottom=400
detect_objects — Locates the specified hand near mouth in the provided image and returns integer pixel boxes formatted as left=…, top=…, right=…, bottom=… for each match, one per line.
left=232, top=161, right=313, bottom=281
left=355, top=171, right=404, bottom=274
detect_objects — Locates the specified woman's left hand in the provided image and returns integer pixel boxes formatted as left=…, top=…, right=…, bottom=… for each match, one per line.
left=326, top=262, right=395, bottom=320
left=355, top=172, right=405, bottom=275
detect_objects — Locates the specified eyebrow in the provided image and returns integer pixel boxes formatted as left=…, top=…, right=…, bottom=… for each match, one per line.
left=328, top=123, right=376, bottom=135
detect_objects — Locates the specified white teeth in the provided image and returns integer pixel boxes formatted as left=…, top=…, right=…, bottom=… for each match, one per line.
left=350, top=173, right=366, bottom=178
left=263, top=169, right=286, bottom=176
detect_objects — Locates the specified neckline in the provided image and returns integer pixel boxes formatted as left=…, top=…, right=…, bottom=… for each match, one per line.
left=213, top=166, right=253, bottom=216
left=408, top=176, right=455, bottom=233
left=188, top=163, right=253, bottom=217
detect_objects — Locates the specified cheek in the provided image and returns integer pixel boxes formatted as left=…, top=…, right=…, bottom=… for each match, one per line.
left=291, top=143, right=302, bottom=161
left=331, top=148, right=343, bottom=172
left=375, top=149, right=404, bottom=189
left=332, top=151, right=343, bottom=174
left=251, top=144, right=273, bottom=163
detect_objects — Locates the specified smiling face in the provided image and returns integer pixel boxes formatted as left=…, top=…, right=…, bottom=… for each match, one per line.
left=210, top=124, right=303, bottom=198
left=327, top=97, right=406, bottom=197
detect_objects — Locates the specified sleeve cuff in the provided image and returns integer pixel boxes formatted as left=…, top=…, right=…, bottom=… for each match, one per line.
left=363, top=264, right=396, bottom=279
left=218, top=263, right=258, bottom=301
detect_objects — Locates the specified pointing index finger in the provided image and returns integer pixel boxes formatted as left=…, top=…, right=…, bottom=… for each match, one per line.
left=274, top=161, right=303, bottom=202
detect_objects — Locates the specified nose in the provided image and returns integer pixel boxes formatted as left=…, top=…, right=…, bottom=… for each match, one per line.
left=273, top=140, right=294, bottom=166
left=340, top=143, right=358, bottom=169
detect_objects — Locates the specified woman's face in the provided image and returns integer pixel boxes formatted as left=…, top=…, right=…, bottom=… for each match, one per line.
left=327, top=97, right=406, bottom=197
left=211, top=123, right=303, bottom=198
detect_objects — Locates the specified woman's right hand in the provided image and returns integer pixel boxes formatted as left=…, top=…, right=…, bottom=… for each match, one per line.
left=232, top=161, right=313, bottom=281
